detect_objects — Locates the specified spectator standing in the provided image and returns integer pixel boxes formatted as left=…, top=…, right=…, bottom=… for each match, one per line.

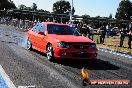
left=119, top=27, right=127, bottom=47
left=19, top=19, right=22, bottom=29
left=87, top=26, right=91, bottom=39
left=90, top=26, right=94, bottom=40
left=24, top=18, right=29, bottom=29
left=16, top=18, right=19, bottom=27
left=88, top=26, right=94, bottom=40
left=33, top=20, right=37, bottom=26
left=100, top=26, right=106, bottom=44
left=106, top=24, right=111, bottom=38
left=81, top=24, right=88, bottom=37
left=77, top=22, right=82, bottom=33
left=13, top=18, right=17, bottom=27
left=127, top=26, right=132, bottom=49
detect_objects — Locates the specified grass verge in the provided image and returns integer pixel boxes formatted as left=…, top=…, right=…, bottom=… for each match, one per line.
left=93, top=35, right=132, bottom=55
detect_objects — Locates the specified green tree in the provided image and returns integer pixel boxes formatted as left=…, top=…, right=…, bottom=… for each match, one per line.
left=32, top=3, right=37, bottom=11
left=109, top=13, right=112, bottom=19
left=18, top=3, right=37, bottom=11
left=26, top=7, right=32, bottom=10
left=18, top=4, right=27, bottom=10
left=53, top=0, right=75, bottom=23
left=82, top=14, right=90, bottom=24
left=96, top=16, right=101, bottom=18
left=37, top=9, right=50, bottom=13
left=53, top=0, right=75, bottom=15
left=115, top=0, right=132, bottom=20
left=0, top=0, right=16, bottom=10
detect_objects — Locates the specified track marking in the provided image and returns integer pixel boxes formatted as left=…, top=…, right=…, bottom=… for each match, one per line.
left=98, top=48, right=132, bottom=59
left=18, top=85, right=36, bottom=88
left=0, top=65, right=16, bottom=88
left=0, top=74, right=8, bottom=88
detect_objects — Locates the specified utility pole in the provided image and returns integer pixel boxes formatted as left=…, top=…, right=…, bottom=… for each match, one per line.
left=70, top=0, right=73, bottom=25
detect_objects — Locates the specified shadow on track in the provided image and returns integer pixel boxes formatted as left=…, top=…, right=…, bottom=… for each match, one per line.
left=30, top=49, right=119, bottom=70
left=52, top=59, right=120, bottom=70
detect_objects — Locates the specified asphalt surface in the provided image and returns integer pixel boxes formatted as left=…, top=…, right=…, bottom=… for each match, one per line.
left=0, top=24, right=132, bottom=88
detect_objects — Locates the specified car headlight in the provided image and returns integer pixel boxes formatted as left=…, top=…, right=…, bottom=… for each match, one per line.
left=57, top=42, right=70, bottom=48
left=91, top=43, right=97, bottom=49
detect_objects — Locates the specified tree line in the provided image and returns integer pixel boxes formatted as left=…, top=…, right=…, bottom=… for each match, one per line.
left=0, top=0, right=16, bottom=10
left=0, top=0, right=132, bottom=21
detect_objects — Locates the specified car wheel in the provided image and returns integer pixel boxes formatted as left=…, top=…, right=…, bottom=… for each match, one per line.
left=46, top=44, right=54, bottom=61
left=27, top=38, right=32, bottom=50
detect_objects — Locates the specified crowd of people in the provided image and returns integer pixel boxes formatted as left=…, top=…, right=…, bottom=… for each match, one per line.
left=119, top=26, right=132, bottom=49
left=0, top=16, right=132, bottom=49
left=0, top=16, right=39, bottom=29
left=72, top=22, right=132, bottom=49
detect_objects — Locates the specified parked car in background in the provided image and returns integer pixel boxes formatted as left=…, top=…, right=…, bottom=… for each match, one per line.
left=27, top=22, right=98, bottom=61
left=109, top=27, right=120, bottom=36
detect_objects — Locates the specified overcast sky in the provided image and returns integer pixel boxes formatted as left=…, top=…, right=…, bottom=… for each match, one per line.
left=12, top=0, right=132, bottom=17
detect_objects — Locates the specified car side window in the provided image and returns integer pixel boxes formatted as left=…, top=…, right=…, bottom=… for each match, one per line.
left=33, top=24, right=39, bottom=33
left=40, top=24, right=46, bottom=32
left=38, top=24, right=41, bottom=32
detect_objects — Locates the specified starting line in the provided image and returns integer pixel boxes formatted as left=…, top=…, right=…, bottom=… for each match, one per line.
left=0, top=65, right=16, bottom=88
left=98, top=48, right=132, bottom=59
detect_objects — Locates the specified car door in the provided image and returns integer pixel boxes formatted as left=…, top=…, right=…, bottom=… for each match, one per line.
left=35, top=23, right=47, bottom=52
left=29, top=24, right=39, bottom=48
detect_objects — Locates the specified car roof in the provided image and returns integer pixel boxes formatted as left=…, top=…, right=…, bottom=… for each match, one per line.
left=41, top=22, right=70, bottom=26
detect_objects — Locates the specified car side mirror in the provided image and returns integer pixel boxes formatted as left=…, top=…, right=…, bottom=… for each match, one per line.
left=38, top=32, right=46, bottom=36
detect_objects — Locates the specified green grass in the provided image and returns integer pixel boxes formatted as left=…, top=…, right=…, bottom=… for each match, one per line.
left=92, top=35, right=132, bottom=55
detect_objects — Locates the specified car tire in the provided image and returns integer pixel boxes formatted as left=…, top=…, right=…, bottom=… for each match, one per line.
left=46, top=44, right=54, bottom=61
left=27, top=38, right=32, bottom=50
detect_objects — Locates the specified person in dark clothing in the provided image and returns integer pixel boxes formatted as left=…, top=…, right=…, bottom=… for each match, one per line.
left=127, top=27, right=132, bottom=49
left=100, top=26, right=103, bottom=44
left=87, top=26, right=91, bottom=39
left=78, top=22, right=83, bottom=34
left=119, top=27, right=127, bottom=47
left=100, top=26, right=106, bottom=44
left=87, top=26, right=94, bottom=40
left=81, top=25, right=88, bottom=37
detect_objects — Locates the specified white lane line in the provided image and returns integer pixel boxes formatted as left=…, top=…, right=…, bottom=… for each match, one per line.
left=18, top=85, right=36, bottom=88
left=98, top=48, right=132, bottom=59
left=0, top=65, right=16, bottom=88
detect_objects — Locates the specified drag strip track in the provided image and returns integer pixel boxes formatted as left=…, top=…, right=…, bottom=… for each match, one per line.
left=0, top=25, right=132, bottom=88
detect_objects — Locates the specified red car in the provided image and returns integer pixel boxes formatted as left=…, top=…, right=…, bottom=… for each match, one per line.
left=27, top=22, right=98, bottom=61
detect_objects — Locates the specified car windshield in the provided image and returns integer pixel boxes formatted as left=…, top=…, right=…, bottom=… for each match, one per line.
left=47, top=24, right=81, bottom=35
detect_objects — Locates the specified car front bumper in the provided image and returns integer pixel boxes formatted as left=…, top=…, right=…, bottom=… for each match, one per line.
left=53, top=47, right=98, bottom=59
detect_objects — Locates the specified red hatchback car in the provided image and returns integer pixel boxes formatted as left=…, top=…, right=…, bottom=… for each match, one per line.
left=27, top=22, right=98, bottom=61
